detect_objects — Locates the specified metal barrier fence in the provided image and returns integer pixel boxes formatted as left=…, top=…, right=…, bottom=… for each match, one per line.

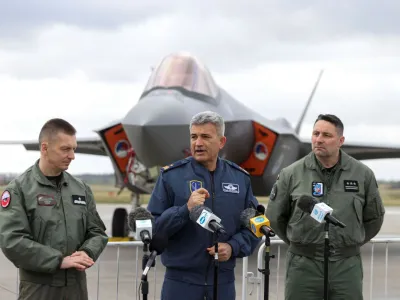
left=13, top=237, right=400, bottom=299
left=245, top=237, right=400, bottom=300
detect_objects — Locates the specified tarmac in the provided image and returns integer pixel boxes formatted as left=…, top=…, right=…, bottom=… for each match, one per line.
left=0, top=205, right=399, bottom=300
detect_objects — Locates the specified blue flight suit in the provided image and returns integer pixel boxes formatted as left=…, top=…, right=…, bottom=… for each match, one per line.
left=147, top=156, right=261, bottom=300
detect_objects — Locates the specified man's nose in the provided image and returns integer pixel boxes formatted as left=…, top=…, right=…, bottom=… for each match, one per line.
left=195, top=138, right=204, bottom=146
left=69, top=151, right=75, bottom=160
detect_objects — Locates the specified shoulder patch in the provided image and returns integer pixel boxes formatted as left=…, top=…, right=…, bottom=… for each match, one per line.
left=269, top=183, right=277, bottom=201
left=1, top=190, right=11, bottom=208
left=160, top=159, right=190, bottom=173
left=224, top=160, right=249, bottom=176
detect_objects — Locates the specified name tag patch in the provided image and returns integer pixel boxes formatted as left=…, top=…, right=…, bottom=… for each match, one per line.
left=37, top=194, right=56, bottom=206
left=72, top=195, right=86, bottom=205
left=344, top=180, right=359, bottom=192
left=222, top=183, right=239, bottom=194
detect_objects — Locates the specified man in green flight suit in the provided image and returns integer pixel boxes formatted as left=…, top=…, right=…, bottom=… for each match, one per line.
left=0, top=118, right=109, bottom=300
left=266, top=114, right=385, bottom=300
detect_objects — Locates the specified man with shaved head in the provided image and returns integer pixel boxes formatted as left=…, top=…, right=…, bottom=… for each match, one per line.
left=266, top=114, right=385, bottom=300
left=0, top=118, right=108, bottom=300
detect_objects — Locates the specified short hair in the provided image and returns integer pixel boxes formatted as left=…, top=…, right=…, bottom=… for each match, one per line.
left=189, top=111, right=225, bottom=136
left=314, top=114, right=344, bottom=136
left=38, top=118, right=77, bottom=144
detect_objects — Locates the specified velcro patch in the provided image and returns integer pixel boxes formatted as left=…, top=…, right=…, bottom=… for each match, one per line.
left=1, top=190, right=11, bottom=208
left=72, top=195, right=86, bottom=206
left=344, top=180, right=359, bottom=192
left=222, top=183, right=239, bottom=194
left=37, top=194, right=56, bottom=206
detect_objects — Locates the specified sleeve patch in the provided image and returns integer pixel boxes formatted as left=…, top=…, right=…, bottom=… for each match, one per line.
left=269, top=183, right=277, bottom=201
left=1, top=190, right=11, bottom=208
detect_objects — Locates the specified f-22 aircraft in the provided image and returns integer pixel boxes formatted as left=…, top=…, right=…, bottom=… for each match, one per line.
left=7, top=52, right=400, bottom=238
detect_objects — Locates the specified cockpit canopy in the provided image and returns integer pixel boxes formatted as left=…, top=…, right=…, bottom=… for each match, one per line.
left=141, top=52, right=219, bottom=99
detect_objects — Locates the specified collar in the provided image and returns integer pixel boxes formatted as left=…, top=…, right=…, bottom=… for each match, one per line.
left=32, top=159, right=69, bottom=187
left=304, top=149, right=351, bottom=171
left=189, top=156, right=224, bottom=176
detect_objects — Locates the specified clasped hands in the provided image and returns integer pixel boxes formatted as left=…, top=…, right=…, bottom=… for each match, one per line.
left=60, top=250, right=94, bottom=271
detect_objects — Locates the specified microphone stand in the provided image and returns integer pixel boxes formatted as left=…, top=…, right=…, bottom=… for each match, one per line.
left=213, top=237, right=219, bottom=300
left=324, top=221, right=329, bottom=300
left=141, top=241, right=151, bottom=300
left=323, top=217, right=346, bottom=300
left=213, top=228, right=226, bottom=300
left=258, top=229, right=275, bottom=300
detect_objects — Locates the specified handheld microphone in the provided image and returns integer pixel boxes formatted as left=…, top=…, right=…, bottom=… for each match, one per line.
left=128, top=207, right=154, bottom=244
left=297, top=195, right=346, bottom=228
left=189, top=205, right=226, bottom=235
left=240, top=208, right=274, bottom=238
left=141, top=233, right=168, bottom=279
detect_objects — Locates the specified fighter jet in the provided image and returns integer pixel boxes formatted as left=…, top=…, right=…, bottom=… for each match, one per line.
left=4, top=52, right=400, bottom=238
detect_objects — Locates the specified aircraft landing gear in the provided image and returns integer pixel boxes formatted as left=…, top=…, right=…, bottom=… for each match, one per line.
left=111, top=192, right=141, bottom=238
left=111, top=208, right=129, bottom=237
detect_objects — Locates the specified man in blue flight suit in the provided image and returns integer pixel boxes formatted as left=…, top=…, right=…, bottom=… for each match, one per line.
left=147, top=111, right=261, bottom=300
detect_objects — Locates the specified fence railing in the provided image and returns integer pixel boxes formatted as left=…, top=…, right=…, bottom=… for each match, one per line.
left=12, top=237, right=400, bottom=299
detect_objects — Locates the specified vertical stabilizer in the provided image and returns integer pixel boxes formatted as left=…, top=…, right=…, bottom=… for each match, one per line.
left=295, top=69, right=324, bottom=135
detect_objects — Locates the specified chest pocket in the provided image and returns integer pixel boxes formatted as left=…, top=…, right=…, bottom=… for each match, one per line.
left=215, top=183, right=245, bottom=236
left=28, top=193, right=61, bottom=246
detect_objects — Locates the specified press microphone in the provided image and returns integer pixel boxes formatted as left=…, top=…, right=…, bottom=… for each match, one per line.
left=189, top=205, right=226, bottom=235
left=240, top=207, right=274, bottom=238
left=297, top=195, right=346, bottom=228
left=128, top=207, right=154, bottom=244
left=141, top=233, right=168, bottom=280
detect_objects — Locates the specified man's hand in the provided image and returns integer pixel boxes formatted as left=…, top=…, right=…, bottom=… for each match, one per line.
left=60, top=251, right=94, bottom=271
left=206, top=243, right=232, bottom=262
left=187, top=188, right=210, bottom=211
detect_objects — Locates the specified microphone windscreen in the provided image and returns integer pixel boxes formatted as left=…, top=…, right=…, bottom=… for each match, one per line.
left=149, top=233, right=168, bottom=254
left=239, top=207, right=257, bottom=228
left=297, top=195, right=318, bottom=214
left=128, top=207, right=154, bottom=231
left=189, top=205, right=210, bottom=222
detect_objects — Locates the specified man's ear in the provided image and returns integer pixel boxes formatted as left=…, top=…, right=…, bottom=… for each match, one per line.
left=40, top=142, right=48, bottom=153
left=339, top=136, right=345, bottom=147
left=219, top=136, right=227, bottom=149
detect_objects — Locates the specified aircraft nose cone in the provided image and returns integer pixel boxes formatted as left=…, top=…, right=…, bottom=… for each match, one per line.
left=121, top=90, right=207, bottom=167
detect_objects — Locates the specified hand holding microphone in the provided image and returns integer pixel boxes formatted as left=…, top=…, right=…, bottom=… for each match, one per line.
left=187, top=188, right=210, bottom=211
left=297, top=195, right=346, bottom=228
left=189, top=205, right=226, bottom=235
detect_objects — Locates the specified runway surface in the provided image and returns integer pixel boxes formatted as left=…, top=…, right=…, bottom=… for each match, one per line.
left=1, top=205, right=399, bottom=300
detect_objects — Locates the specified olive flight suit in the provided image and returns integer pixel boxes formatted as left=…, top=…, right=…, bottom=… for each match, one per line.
left=266, top=150, right=385, bottom=300
left=0, top=160, right=109, bottom=300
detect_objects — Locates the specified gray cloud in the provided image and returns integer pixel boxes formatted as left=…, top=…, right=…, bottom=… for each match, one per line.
left=1, top=0, right=400, bottom=82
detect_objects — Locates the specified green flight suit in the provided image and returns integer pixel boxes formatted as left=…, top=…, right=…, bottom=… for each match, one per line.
left=266, top=150, right=385, bottom=300
left=0, top=160, right=109, bottom=300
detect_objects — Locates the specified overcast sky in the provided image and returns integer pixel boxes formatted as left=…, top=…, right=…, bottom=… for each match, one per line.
left=1, top=0, right=400, bottom=180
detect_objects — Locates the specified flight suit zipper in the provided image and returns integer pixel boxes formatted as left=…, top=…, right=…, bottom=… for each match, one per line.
left=57, top=184, right=69, bottom=286
left=204, top=171, right=216, bottom=299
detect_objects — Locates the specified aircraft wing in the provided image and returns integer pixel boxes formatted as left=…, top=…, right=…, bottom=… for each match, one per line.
left=301, top=140, right=400, bottom=160
left=0, top=137, right=107, bottom=156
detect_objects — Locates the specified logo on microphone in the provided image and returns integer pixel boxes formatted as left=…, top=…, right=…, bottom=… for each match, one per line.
left=198, top=210, right=209, bottom=225
left=254, top=217, right=264, bottom=223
